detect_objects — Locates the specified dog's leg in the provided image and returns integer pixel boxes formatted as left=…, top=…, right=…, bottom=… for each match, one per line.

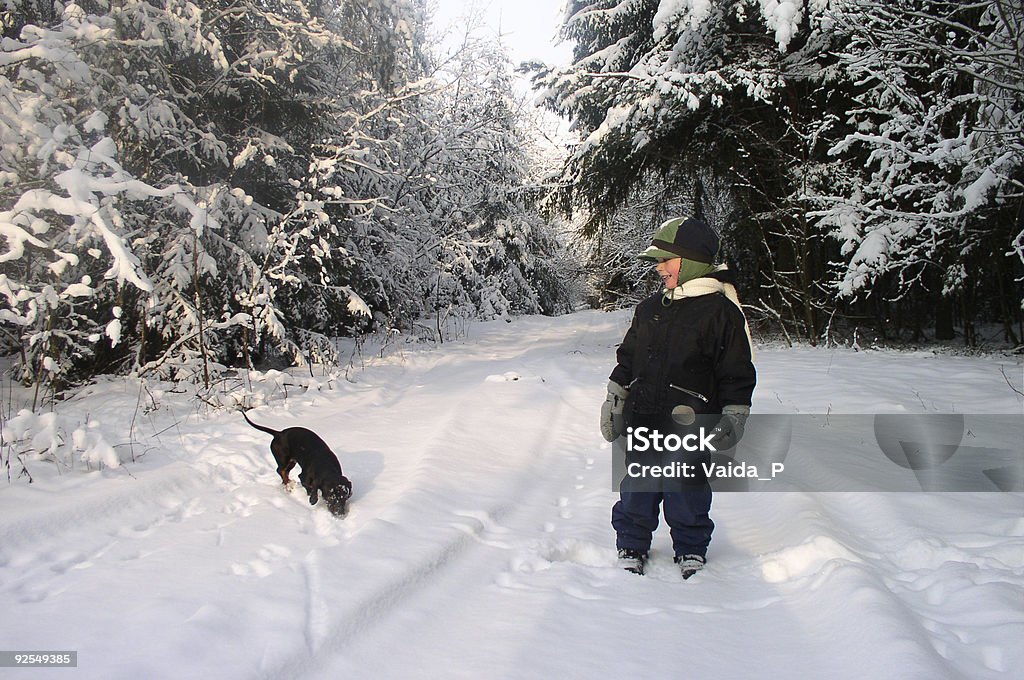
left=271, top=438, right=298, bottom=490
left=278, top=459, right=297, bottom=490
left=298, top=467, right=320, bottom=506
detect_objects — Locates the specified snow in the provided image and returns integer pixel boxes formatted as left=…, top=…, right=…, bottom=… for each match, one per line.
left=963, top=168, right=998, bottom=211
left=653, top=0, right=713, bottom=40
left=759, top=0, right=805, bottom=52
left=104, top=306, right=122, bottom=346
left=343, top=286, right=372, bottom=318
left=1, top=311, right=1022, bottom=678
left=650, top=0, right=810, bottom=51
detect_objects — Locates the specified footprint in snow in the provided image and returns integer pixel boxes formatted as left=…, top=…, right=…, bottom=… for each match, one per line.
left=484, top=372, right=544, bottom=383
left=485, top=372, right=522, bottom=382
left=222, top=493, right=261, bottom=517
left=228, top=543, right=292, bottom=579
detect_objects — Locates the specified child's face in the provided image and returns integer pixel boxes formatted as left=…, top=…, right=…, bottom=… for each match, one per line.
left=655, top=257, right=682, bottom=289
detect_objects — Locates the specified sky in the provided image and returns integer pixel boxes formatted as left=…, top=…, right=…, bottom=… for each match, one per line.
left=431, top=0, right=575, bottom=69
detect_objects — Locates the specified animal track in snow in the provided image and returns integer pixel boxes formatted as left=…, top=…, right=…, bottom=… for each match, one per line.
left=228, top=543, right=292, bottom=578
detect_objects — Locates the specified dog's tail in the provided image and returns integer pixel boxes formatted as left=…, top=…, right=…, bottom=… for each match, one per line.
left=241, top=410, right=280, bottom=437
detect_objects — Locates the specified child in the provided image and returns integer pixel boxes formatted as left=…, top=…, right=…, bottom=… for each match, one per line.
left=600, top=216, right=756, bottom=578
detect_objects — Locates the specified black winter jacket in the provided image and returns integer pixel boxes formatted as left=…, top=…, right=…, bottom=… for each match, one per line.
left=609, top=272, right=756, bottom=421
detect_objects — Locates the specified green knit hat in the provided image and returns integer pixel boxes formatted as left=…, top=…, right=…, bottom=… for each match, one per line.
left=638, top=217, right=720, bottom=263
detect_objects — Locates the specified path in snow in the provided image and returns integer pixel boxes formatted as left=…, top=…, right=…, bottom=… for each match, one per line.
left=1, top=311, right=1022, bottom=679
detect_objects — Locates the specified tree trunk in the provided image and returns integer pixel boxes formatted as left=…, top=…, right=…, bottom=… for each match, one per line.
left=935, top=296, right=955, bottom=341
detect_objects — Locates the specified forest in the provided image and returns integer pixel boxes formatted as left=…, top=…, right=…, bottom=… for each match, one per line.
left=1, top=0, right=1022, bottom=396
left=536, top=0, right=1023, bottom=348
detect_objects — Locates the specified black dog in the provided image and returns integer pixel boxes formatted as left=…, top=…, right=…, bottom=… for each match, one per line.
left=242, top=411, right=352, bottom=517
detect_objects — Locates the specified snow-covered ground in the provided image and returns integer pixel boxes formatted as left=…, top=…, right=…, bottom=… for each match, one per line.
left=2, top=310, right=1022, bottom=679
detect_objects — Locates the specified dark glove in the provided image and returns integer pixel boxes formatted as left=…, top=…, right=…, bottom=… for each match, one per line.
left=710, top=404, right=750, bottom=451
left=600, top=381, right=629, bottom=442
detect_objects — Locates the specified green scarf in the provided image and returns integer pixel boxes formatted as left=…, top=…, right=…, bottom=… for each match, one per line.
left=675, top=258, right=717, bottom=287
left=660, top=259, right=718, bottom=306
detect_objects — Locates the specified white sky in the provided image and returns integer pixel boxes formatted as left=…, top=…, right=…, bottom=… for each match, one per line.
left=431, top=0, right=574, bottom=68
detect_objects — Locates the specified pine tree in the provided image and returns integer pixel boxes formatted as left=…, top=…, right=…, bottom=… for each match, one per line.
left=536, top=0, right=840, bottom=339
left=538, top=0, right=1023, bottom=344
left=818, top=0, right=1024, bottom=344
left=0, top=0, right=435, bottom=390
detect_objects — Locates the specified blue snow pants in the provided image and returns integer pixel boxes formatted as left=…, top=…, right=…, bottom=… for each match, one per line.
left=612, top=487, right=714, bottom=558
left=611, top=411, right=714, bottom=557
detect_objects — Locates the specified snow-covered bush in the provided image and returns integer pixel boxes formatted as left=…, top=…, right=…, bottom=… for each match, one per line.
left=3, top=408, right=120, bottom=470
